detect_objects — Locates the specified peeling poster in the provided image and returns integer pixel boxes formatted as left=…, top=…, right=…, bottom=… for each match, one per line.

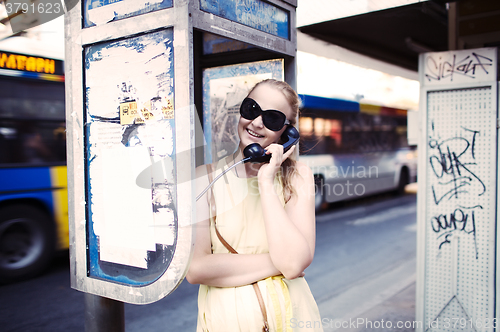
left=83, top=0, right=173, bottom=28
left=84, top=28, right=177, bottom=286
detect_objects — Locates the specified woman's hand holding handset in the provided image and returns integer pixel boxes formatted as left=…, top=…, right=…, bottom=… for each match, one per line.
left=257, top=143, right=296, bottom=184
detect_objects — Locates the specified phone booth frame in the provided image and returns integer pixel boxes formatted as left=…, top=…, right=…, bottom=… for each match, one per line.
left=66, top=0, right=297, bottom=305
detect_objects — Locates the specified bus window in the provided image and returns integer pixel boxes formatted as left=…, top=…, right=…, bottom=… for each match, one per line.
left=0, top=119, right=66, bottom=164
left=297, top=94, right=417, bottom=211
left=329, top=119, right=342, bottom=148
left=299, top=117, right=313, bottom=136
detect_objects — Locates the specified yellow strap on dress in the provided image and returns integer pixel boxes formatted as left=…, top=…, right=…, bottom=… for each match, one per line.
left=265, top=275, right=293, bottom=332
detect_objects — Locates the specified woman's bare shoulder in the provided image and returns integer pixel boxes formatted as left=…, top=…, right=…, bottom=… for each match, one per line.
left=293, top=160, right=313, bottom=179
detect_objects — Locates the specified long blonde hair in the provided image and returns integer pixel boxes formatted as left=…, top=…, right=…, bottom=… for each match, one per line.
left=248, top=79, right=300, bottom=201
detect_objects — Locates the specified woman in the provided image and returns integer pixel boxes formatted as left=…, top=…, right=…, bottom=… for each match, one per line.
left=186, top=79, right=323, bottom=332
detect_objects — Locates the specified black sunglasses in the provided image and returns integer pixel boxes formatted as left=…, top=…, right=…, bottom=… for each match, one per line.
left=239, top=97, right=290, bottom=131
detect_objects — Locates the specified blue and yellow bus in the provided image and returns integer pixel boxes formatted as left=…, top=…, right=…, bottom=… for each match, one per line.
left=0, top=49, right=67, bottom=282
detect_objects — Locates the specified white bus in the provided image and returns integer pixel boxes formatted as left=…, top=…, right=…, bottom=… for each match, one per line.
left=297, top=94, right=417, bottom=211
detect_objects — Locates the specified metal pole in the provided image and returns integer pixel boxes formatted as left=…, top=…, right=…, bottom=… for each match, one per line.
left=84, top=293, right=125, bottom=332
left=447, top=2, right=458, bottom=50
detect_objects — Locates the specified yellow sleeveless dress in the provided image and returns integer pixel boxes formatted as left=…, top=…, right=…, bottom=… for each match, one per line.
left=196, top=157, right=324, bottom=332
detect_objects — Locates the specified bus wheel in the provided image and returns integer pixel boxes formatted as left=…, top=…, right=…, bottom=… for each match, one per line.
left=0, top=205, right=55, bottom=283
left=314, top=176, right=326, bottom=212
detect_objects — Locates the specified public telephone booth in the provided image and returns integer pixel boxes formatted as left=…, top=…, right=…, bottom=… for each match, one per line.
left=65, top=0, right=297, bottom=306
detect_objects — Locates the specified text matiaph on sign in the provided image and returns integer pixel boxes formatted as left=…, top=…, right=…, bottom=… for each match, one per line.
left=0, top=52, right=56, bottom=74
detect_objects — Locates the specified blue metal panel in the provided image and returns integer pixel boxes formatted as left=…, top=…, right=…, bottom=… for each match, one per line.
left=0, top=167, right=52, bottom=192
left=0, top=167, right=54, bottom=214
left=299, top=94, right=360, bottom=113
left=200, top=0, right=289, bottom=39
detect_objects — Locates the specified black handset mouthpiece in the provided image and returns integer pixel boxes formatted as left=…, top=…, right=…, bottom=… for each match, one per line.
left=243, top=143, right=269, bottom=163
left=243, top=126, right=300, bottom=163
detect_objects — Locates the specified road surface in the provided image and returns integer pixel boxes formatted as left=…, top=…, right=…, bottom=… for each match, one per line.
left=0, top=193, right=417, bottom=331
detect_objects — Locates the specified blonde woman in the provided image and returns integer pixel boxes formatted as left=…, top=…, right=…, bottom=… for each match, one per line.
left=187, top=79, right=323, bottom=332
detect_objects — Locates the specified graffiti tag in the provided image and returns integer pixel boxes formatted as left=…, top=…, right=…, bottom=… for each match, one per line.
left=425, top=52, right=493, bottom=82
left=428, top=125, right=485, bottom=205
left=431, top=206, right=480, bottom=258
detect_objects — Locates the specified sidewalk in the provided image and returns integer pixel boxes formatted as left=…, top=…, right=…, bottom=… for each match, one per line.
left=351, top=183, right=418, bottom=332
left=320, top=184, right=419, bottom=332
left=344, top=282, right=417, bottom=332
left=322, top=277, right=417, bottom=332
left=349, top=182, right=418, bottom=332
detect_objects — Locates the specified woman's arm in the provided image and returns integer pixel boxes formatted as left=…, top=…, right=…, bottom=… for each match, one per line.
left=185, top=164, right=281, bottom=287
left=258, top=147, right=316, bottom=279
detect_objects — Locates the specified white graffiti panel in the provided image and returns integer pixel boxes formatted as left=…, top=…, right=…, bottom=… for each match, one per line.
left=424, top=87, right=496, bottom=332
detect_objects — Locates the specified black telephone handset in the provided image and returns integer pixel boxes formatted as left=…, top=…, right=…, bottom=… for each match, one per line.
left=195, top=126, right=300, bottom=201
left=243, top=126, right=300, bottom=163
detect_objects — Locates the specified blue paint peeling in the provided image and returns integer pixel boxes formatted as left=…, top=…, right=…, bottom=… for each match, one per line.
left=200, top=0, right=289, bottom=39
